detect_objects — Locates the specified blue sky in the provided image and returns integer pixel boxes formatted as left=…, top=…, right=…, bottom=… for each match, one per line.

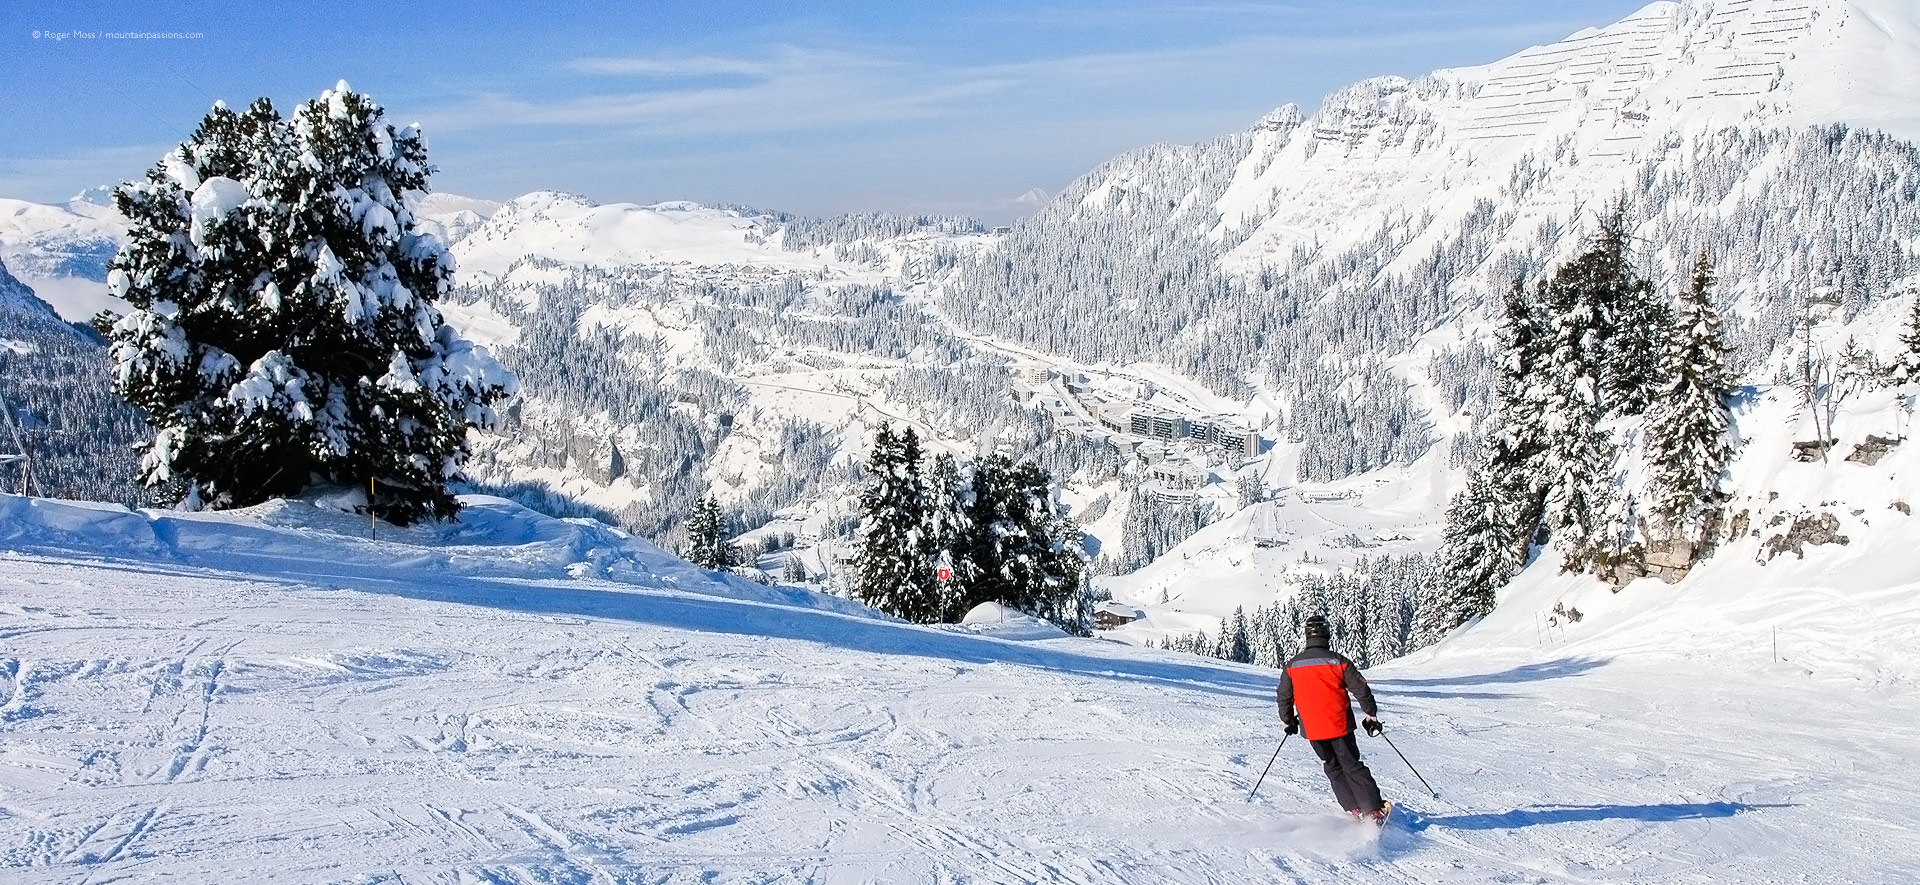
left=2, top=0, right=1650, bottom=221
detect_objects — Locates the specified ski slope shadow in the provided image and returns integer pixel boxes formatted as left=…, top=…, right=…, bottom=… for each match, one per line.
left=15, top=535, right=1285, bottom=704
left=364, top=571, right=1282, bottom=701
left=1404, top=801, right=1792, bottom=831
left=1371, top=657, right=1610, bottom=690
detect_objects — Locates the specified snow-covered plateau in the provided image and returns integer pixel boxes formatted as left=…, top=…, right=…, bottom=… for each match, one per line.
left=2, top=491, right=1916, bottom=883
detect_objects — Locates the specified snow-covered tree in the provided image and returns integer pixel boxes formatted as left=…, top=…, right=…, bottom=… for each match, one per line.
left=684, top=493, right=735, bottom=569
left=1644, top=254, right=1735, bottom=542
left=1429, top=469, right=1517, bottom=636
left=922, top=452, right=969, bottom=615
left=1030, top=515, right=1092, bottom=635
left=950, top=454, right=1084, bottom=629
left=1225, top=606, right=1253, bottom=664
left=1900, top=294, right=1920, bottom=383
left=853, top=424, right=940, bottom=622
left=1483, top=278, right=1552, bottom=559
left=1538, top=260, right=1618, bottom=571
left=1588, top=211, right=1671, bottom=417
left=108, top=84, right=514, bottom=524
left=1236, top=472, right=1267, bottom=509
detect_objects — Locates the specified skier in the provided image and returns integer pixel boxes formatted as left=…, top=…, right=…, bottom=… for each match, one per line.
left=1275, top=614, right=1389, bottom=822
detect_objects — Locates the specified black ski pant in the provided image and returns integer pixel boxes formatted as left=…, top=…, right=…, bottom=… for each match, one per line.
left=1309, top=732, right=1383, bottom=813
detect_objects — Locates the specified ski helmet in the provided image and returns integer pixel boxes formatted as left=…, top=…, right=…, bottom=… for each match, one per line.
left=1303, top=614, right=1331, bottom=647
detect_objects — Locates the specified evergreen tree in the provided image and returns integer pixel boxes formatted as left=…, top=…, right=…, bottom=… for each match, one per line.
left=956, top=454, right=1018, bottom=614
left=1538, top=262, right=1618, bottom=571
left=1429, top=469, right=1516, bottom=635
left=1644, top=253, right=1736, bottom=542
left=1900, top=294, right=1920, bottom=383
left=950, top=454, right=1085, bottom=629
left=107, top=85, right=513, bottom=524
left=684, top=493, right=734, bottom=569
left=1550, top=206, right=1667, bottom=417
left=999, top=460, right=1063, bottom=615
left=1593, top=212, right=1672, bottom=416
left=853, top=425, right=940, bottom=622
left=1483, top=278, right=1552, bottom=562
left=923, top=452, right=969, bottom=618
left=1227, top=606, right=1253, bottom=664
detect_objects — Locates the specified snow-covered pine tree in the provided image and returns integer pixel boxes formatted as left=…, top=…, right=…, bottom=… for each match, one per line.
left=853, top=425, right=940, bottom=622
left=1594, top=212, right=1671, bottom=417
left=1644, top=253, right=1736, bottom=544
left=922, top=452, right=970, bottom=620
left=999, top=460, right=1063, bottom=615
left=1227, top=606, right=1253, bottom=664
left=1429, top=469, right=1515, bottom=636
left=955, top=454, right=1016, bottom=614
left=1900, top=293, right=1920, bottom=383
left=1538, top=264, right=1618, bottom=571
left=1236, top=472, right=1266, bottom=509
left=1035, top=514, right=1092, bottom=634
left=1552, top=207, right=1667, bottom=417
left=952, top=455, right=1084, bottom=627
left=108, top=84, right=514, bottom=524
left=684, top=493, right=734, bottom=569
left=1483, top=277, right=1552, bottom=562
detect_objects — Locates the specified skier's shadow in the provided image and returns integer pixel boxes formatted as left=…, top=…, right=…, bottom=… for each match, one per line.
left=1405, top=801, right=1794, bottom=831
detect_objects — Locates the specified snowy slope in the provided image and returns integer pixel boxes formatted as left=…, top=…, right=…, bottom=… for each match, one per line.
left=454, top=193, right=851, bottom=280
left=3, top=491, right=1918, bottom=881
left=1216, top=0, right=1920, bottom=269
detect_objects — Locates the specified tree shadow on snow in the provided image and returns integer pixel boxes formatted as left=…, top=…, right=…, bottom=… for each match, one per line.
left=1407, top=801, right=1792, bottom=831
left=1372, top=657, right=1609, bottom=689
left=34, top=546, right=1286, bottom=703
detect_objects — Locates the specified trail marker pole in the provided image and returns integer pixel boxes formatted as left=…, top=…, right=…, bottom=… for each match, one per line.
left=369, top=477, right=376, bottom=542
left=1247, top=732, right=1290, bottom=802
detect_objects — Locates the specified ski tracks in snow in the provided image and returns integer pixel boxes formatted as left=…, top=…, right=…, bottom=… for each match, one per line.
left=3, top=553, right=1919, bottom=881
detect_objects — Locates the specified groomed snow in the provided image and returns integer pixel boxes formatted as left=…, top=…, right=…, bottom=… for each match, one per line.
left=3, top=492, right=1917, bottom=882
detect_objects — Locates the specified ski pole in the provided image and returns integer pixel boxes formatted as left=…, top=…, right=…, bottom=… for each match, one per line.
left=1247, top=732, right=1290, bottom=801
left=1376, top=729, right=1439, bottom=798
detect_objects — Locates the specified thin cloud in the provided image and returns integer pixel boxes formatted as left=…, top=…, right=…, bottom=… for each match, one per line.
left=569, top=55, right=780, bottom=77
left=421, top=15, right=1611, bottom=138
left=566, top=47, right=886, bottom=78
left=0, top=144, right=176, bottom=202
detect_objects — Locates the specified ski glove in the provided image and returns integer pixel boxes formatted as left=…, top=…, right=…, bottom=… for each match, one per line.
left=1362, top=717, right=1383, bottom=737
left=1283, top=719, right=1299, bottom=736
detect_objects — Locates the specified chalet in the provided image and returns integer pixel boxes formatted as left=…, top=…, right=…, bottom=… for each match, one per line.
left=1093, top=601, right=1145, bottom=630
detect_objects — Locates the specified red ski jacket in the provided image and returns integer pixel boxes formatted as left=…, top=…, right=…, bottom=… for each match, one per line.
left=1275, top=646, right=1377, bottom=741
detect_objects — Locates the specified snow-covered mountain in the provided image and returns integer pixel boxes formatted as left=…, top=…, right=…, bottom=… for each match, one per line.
left=1, top=0, right=1917, bottom=636
left=935, top=0, right=1920, bottom=624
left=0, top=194, right=125, bottom=323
